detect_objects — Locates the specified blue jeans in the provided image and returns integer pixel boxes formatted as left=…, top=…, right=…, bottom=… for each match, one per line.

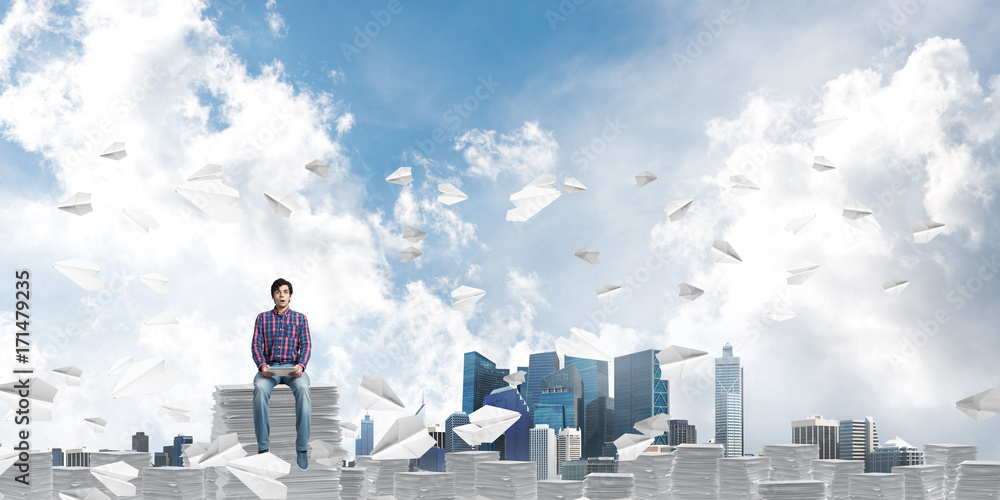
left=253, top=363, right=311, bottom=452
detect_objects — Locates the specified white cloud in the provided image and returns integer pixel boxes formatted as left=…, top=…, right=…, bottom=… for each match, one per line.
left=0, top=0, right=53, bottom=80
left=264, top=0, right=286, bottom=38
left=454, top=121, right=559, bottom=181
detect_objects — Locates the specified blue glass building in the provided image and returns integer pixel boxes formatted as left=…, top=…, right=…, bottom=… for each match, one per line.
left=566, top=356, right=611, bottom=457
left=613, top=349, right=669, bottom=445
left=526, top=351, right=560, bottom=410
left=534, top=404, right=567, bottom=431
left=418, top=447, right=447, bottom=471
left=483, top=386, right=531, bottom=461
left=583, top=396, right=615, bottom=458
left=172, top=435, right=192, bottom=467
left=356, top=413, right=374, bottom=456
left=51, top=448, right=64, bottom=467
left=445, top=411, right=473, bottom=453
left=538, top=365, right=584, bottom=431
left=462, top=351, right=510, bottom=415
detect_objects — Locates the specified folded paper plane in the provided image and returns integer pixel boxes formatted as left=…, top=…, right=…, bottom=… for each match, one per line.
left=656, top=346, right=709, bottom=380
left=574, top=246, right=600, bottom=265
left=0, top=378, right=57, bottom=421
left=911, top=220, right=945, bottom=243
left=309, top=439, right=348, bottom=467
left=111, top=357, right=181, bottom=398
left=193, top=432, right=247, bottom=468
left=401, top=246, right=423, bottom=263
left=371, top=415, right=437, bottom=460
left=175, top=179, right=243, bottom=223
left=161, top=402, right=191, bottom=423
left=341, top=422, right=359, bottom=440
left=402, top=225, right=428, bottom=243
left=882, top=278, right=909, bottom=297
left=90, top=461, right=138, bottom=496
left=504, top=370, right=527, bottom=388
left=842, top=200, right=881, bottom=231
left=53, top=258, right=104, bottom=291
left=182, top=442, right=211, bottom=466
left=84, top=416, right=107, bottom=433
left=730, top=175, right=760, bottom=195
left=710, top=240, right=742, bottom=264
left=635, top=171, right=657, bottom=187
left=186, top=164, right=222, bottom=182
left=955, top=388, right=1000, bottom=421
left=100, top=142, right=127, bottom=160
left=614, top=433, right=656, bottom=461
left=138, top=273, right=170, bottom=293
left=59, top=487, right=110, bottom=500
left=786, top=262, right=820, bottom=285
left=438, top=183, right=468, bottom=205
left=455, top=405, right=522, bottom=446
left=352, top=374, right=406, bottom=411
left=387, top=167, right=413, bottom=185
left=633, top=413, right=671, bottom=438
left=53, top=366, right=83, bottom=386
left=677, top=283, right=704, bottom=301
left=555, top=327, right=612, bottom=362
left=563, top=177, right=587, bottom=193
left=225, top=453, right=290, bottom=500
left=451, top=285, right=485, bottom=311
left=58, top=192, right=93, bottom=216
left=122, top=209, right=159, bottom=232
left=263, top=192, right=298, bottom=218
left=664, top=199, right=693, bottom=222
left=506, top=174, right=562, bottom=222
left=305, top=159, right=331, bottom=178
left=784, top=214, right=817, bottom=235
left=812, top=156, right=836, bottom=172
left=595, top=284, right=622, bottom=302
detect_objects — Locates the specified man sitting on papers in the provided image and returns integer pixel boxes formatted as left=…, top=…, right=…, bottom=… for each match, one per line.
left=252, top=278, right=312, bottom=469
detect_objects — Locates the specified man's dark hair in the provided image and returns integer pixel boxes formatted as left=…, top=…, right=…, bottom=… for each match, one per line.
left=271, top=278, right=293, bottom=296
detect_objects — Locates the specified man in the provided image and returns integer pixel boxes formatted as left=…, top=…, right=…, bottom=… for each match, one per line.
left=252, top=278, right=312, bottom=469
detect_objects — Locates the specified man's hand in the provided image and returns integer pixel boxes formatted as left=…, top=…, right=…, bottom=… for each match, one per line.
left=261, top=364, right=274, bottom=378
left=289, top=365, right=303, bottom=378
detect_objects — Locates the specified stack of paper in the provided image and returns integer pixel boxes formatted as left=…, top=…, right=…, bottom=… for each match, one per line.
left=474, top=460, right=537, bottom=499
left=809, top=459, right=863, bottom=500
left=953, top=461, right=1000, bottom=499
left=758, top=480, right=827, bottom=499
left=848, top=473, right=905, bottom=500
left=0, top=449, right=53, bottom=499
left=718, top=456, right=771, bottom=500
left=393, top=471, right=457, bottom=500
left=670, top=444, right=724, bottom=499
left=924, top=443, right=977, bottom=498
left=53, top=467, right=107, bottom=497
left=354, top=456, right=409, bottom=497
left=536, top=479, right=585, bottom=499
left=89, top=451, right=149, bottom=471
left=583, top=472, right=635, bottom=499
left=894, top=464, right=945, bottom=500
left=140, top=467, right=205, bottom=500
left=764, top=444, right=818, bottom=480
left=339, top=467, right=368, bottom=500
left=445, top=451, right=499, bottom=499
left=618, top=452, right=673, bottom=499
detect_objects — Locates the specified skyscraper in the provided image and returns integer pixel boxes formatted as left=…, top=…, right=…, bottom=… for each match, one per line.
left=462, top=351, right=510, bottom=414
left=50, top=448, right=64, bottom=467
left=583, top=396, right=614, bottom=458
left=614, top=349, right=669, bottom=445
left=669, top=419, right=698, bottom=446
left=529, top=424, right=558, bottom=480
left=356, top=413, right=374, bottom=456
left=869, top=436, right=923, bottom=473
left=132, top=431, right=149, bottom=452
left=445, top=411, right=473, bottom=453
left=556, top=427, right=582, bottom=476
left=537, top=365, right=583, bottom=431
left=838, top=416, right=879, bottom=472
left=483, top=386, right=531, bottom=461
left=565, top=356, right=610, bottom=457
left=791, top=415, right=839, bottom=459
left=526, top=351, right=560, bottom=410
left=715, top=343, right=744, bottom=457
left=172, top=435, right=192, bottom=467
left=427, top=423, right=446, bottom=449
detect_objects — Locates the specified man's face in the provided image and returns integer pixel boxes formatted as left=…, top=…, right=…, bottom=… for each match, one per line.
left=272, top=285, right=291, bottom=309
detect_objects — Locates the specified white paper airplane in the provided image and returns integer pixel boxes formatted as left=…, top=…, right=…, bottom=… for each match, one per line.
left=58, top=192, right=93, bottom=216
left=563, top=177, right=587, bottom=193
left=438, top=183, right=468, bottom=205
left=305, top=159, right=331, bottom=178
left=175, top=179, right=243, bottom=223
left=633, top=413, right=670, bottom=438
left=664, top=199, right=693, bottom=222
left=53, top=366, right=83, bottom=386
left=613, top=433, right=656, bottom=461
left=352, top=374, right=406, bottom=411
left=784, top=214, right=817, bottom=235
left=656, top=346, right=710, bottom=380
left=182, top=441, right=211, bottom=466
left=503, top=370, right=526, bottom=388
left=401, top=246, right=423, bottom=263
left=911, top=220, right=946, bottom=243
left=309, top=439, right=348, bottom=468
left=710, top=240, right=742, bottom=264
left=341, top=422, right=359, bottom=440
left=402, top=225, right=428, bottom=243
left=574, top=246, right=600, bottom=265
left=186, top=163, right=222, bottom=181
left=53, top=258, right=104, bottom=291
left=729, top=175, right=760, bottom=195
left=144, top=309, right=181, bottom=326
left=677, top=283, right=704, bottom=301
left=122, top=209, right=159, bottom=232
left=59, top=487, right=110, bottom=500
left=0, top=378, right=57, bottom=421
left=451, top=285, right=485, bottom=311
left=90, top=461, right=138, bottom=496
left=595, top=284, right=622, bottom=302
left=882, top=278, right=909, bottom=297
left=111, top=357, right=181, bottom=398
left=138, top=273, right=170, bottom=293
left=554, top=327, right=613, bottom=362
left=109, top=356, right=132, bottom=376
left=786, top=262, right=820, bottom=285
left=955, top=388, right=1000, bottom=421
left=765, top=301, right=797, bottom=321
left=455, top=405, right=522, bottom=446
left=371, top=415, right=437, bottom=460
left=812, top=156, right=836, bottom=172
left=812, top=115, right=847, bottom=136
left=506, top=173, right=562, bottom=222
left=100, top=142, right=127, bottom=160
left=387, top=167, right=413, bottom=185
left=263, top=192, right=298, bottom=218
left=161, top=402, right=191, bottom=423
left=226, top=453, right=290, bottom=500
left=842, top=200, right=881, bottom=231
left=84, top=416, right=106, bottom=433
left=192, top=433, right=247, bottom=468
left=634, top=171, right=657, bottom=187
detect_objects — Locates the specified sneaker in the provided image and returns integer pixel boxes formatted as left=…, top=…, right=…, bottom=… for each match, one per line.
left=258, top=449, right=268, bottom=454
left=297, top=450, right=308, bottom=470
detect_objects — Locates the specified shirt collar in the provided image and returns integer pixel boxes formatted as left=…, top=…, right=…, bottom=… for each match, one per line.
left=271, top=307, right=292, bottom=318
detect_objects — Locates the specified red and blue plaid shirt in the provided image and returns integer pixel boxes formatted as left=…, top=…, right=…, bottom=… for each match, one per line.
left=252, top=308, right=312, bottom=370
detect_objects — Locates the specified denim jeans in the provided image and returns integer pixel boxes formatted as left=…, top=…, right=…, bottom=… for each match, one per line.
left=252, top=363, right=311, bottom=452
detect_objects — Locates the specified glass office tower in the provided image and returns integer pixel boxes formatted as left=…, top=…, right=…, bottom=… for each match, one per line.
left=613, top=349, right=669, bottom=445
left=462, top=351, right=510, bottom=415
left=715, top=343, right=744, bottom=457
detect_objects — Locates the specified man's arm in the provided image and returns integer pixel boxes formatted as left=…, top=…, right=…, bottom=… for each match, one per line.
left=296, top=314, right=312, bottom=372
left=251, top=313, right=268, bottom=369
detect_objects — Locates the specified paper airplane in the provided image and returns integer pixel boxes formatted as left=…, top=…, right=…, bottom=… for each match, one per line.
left=401, top=225, right=428, bottom=243
left=53, top=258, right=104, bottom=291
left=309, top=439, right=348, bottom=468
left=401, top=247, right=423, bottom=263
left=729, top=175, right=760, bottom=195
left=451, top=285, right=485, bottom=311
left=100, top=142, right=127, bottom=160
left=574, top=246, right=600, bottom=265
left=305, top=159, right=331, bottom=178
left=506, top=174, right=562, bottom=222
left=812, top=156, right=836, bottom=172
left=677, top=283, right=704, bottom=301
left=109, top=356, right=132, bottom=376
left=882, top=278, right=909, bottom=297
left=438, top=183, right=468, bottom=205
left=122, top=209, right=159, bottom=232
left=52, top=366, right=83, bottom=386
left=633, top=413, right=670, bottom=438
left=784, top=214, right=816, bottom=235
left=182, top=441, right=211, bottom=466
left=0, top=378, right=57, bottom=421
left=710, top=240, right=742, bottom=264
left=90, top=461, right=138, bottom=496
left=595, top=284, right=622, bottom=302
left=226, top=453, right=291, bottom=500
left=786, top=262, right=820, bottom=285
left=186, top=163, right=222, bottom=181
left=955, top=388, right=1000, bottom=421
left=263, top=192, right=298, bottom=218
left=554, top=327, right=613, bottom=362
left=812, top=115, right=847, bottom=136
left=563, top=177, right=587, bottom=193
left=633, top=171, right=657, bottom=187
left=161, top=402, right=191, bottom=423
left=352, top=374, right=406, bottom=411
left=454, top=405, right=522, bottom=446
left=371, top=415, right=437, bottom=460
left=144, top=309, right=181, bottom=326
left=656, top=346, right=709, bottom=380
left=387, top=167, right=413, bottom=185
left=613, top=433, right=656, bottom=461
left=503, top=370, right=526, bottom=388
left=664, top=199, right=693, bottom=222
left=192, top=433, right=247, bottom=468
left=911, top=220, right=946, bottom=243
left=175, top=179, right=243, bottom=223
left=111, top=356, right=181, bottom=398
left=59, top=487, right=110, bottom=500
left=58, top=192, right=93, bottom=216
left=765, top=301, right=797, bottom=321
left=842, top=200, right=881, bottom=231
left=341, top=422, right=359, bottom=440
left=138, top=273, right=170, bottom=293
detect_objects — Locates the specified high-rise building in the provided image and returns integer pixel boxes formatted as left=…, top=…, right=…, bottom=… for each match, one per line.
left=792, top=415, right=839, bottom=459
left=418, top=447, right=446, bottom=472
left=669, top=419, right=698, bottom=446
left=530, top=424, right=558, bottom=480
left=445, top=411, right=473, bottom=453
left=526, top=351, right=560, bottom=410
left=534, top=404, right=567, bottom=432
left=614, top=349, right=669, bottom=445
left=566, top=356, right=610, bottom=457
left=356, top=414, right=374, bottom=456
left=583, top=396, right=614, bottom=458
left=556, top=427, right=582, bottom=476
left=868, top=436, right=923, bottom=473
left=483, top=386, right=531, bottom=461
left=838, top=417, right=879, bottom=472
left=172, top=435, right=193, bottom=467
left=132, top=431, right=149, bottom=452
left=66, top=447, right=92, bottom=467
left=463, top=351, right=510, bottom=415
left=50, top=448, right=64, bottom=467
left=427, top=423, right=446, bottom=449
left=715, top=343, right=744, bottom=457
left=537, top=365, right=584, bottom=431
left=162, top=446, right=174, bottom=466
left=153, top=452, right=168, bottom=467
left=560, top=457, right=618, bottom=481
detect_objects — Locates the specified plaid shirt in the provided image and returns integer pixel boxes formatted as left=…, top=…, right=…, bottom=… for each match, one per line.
left=252, top=307, right=312, bottom=371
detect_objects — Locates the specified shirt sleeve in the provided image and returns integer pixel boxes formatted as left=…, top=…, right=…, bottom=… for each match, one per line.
left=297, top=314, right=312, bottom=371
left=252, top=313, right=267, bottom=369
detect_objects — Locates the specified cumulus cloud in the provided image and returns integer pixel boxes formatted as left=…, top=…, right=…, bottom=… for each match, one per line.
left=264, top=0, right=287, bottom=38
left=454, top=121, right=560, bottom=181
